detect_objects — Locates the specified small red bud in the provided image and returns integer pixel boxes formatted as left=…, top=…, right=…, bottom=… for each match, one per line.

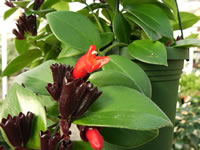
left=86, top=128, right=104, bottom=150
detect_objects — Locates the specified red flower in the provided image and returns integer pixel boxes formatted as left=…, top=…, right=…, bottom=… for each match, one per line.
left=86, top=128, right=104, bottom=150
left=78, top=126, right=104, bottom=150
left=73, top=45, right=110, bottom=79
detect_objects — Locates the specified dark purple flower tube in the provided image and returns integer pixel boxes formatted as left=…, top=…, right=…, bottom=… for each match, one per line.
left=40, top=130, right=72, bottom=150
left=33, top=0, right=44, bottom=10
left=5, top=0, right=15, bottom=7
left=13, top=14, right=37, bottom=40
left=0, top=112, right=34, bottom=149
left=46, top=64, right=73, bottom=101
left=46, top=64, right=102, bottom=122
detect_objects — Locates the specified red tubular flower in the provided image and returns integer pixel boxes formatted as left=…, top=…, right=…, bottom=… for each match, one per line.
left=78, top=126, right=104, bottom=150
left=73, top=45, right=110, bottom=79
left=86, top=128, right=104, bottom=150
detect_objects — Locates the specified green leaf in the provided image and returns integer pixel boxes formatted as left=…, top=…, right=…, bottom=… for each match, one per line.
left=186, top=34, right=199, bottom=39
left=25, top=9, right=55, bottom=18
left=125, top=4, right=173, bottom=39
left=56, top=56, right=79, bottom=65
left=14, top=57, right=78, bottom=95
left=89, top=70, right=142, bottom=93
left=105, top=0, right=115, bottom=10
left=155, top=2, right=176, bottom=20
left=103, top=55, right=151, bottom=98
left=125, top=13, right=161, bottom=41
left=13, top=0, right=31, bottom=8
left=122, top=0, right=157, bottom=6
left=13, top=60, right=55, bottom=95
left=37, top=95, right=58, bottom=119
left=58, top=43, right=84, bottom=58
left=74, top=86, right=173, bottom=130
left=47, top=11, right=101, bottom=51
left=3, top=7, right=18, bottom=20
left=0, top=83, right=47, bottom=149
left=78, top=3, right=108, bottom=16
left=171, top=12, right=200, bottom=30
left=15, top=39, right=30, bottom=54
left=72, top=141, right=93, bottom=150
left=52, top=1, right=69, bottom=11
left=2, top=49, right=42, bottom=76
left=102, top=128, right=158, bottom=148
left=128, top=40, right=168, bottom=66
left=113, top=12, right=131, bottom=44
left=173, top=39, right=200, bottom=48
left=100, top=32, right=114, bottom=48
left=162, top=0, right=177, bottom=16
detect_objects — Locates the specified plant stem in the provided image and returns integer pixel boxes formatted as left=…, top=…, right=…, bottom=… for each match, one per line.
left=101, top=42, right=128, bottom=55
left=115, top=0, right=120, bottom=13
left=84, top=1, right=104, bottom=32
left=174, top=0, right=184, bottom=39
left=48, top=122, right=59, bottom=129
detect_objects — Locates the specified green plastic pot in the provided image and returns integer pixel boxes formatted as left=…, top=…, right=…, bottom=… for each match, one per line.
left=104, top=47, right=189, bottom=150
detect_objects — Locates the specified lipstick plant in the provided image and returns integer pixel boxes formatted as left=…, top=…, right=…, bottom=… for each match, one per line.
left=1, top=0, right=200, bottom=150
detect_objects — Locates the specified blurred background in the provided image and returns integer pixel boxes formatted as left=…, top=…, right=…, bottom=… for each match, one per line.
left=0, top=0, right=200, bottom=149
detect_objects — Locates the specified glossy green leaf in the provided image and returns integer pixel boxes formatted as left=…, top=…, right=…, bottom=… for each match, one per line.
left=56, top=56, right=79, bottom=65
left=125, top=13, right=161, bottom=41
left=0, top=83, right=47, bottom=149
left=128, top=40, right=168, bottom=66
left=102, top=128, right=158, bottom=148
left=3, top=7, right=18, bottom=20
left=52, top=1, right=69, bottom=11
left=47, top=11, right=101, bottom=51
left=15, top=39, right=30, bottom=54
left=162, top=0, right=177, bottom=16
left=100, top=32, right=114, bottom=48
left=186, top=34, right=199, bottom=39
left=155, top=2, right=176, bottom=20
left=105, top=0, right=115, bottom=10
left=13, top=60, right=55, bottom=95
left=103, top=55, right=151, bottom=98
left=78, top=3, right=108, bottom=16
left=113, top=12, right=131, bottom=43
left=13, top=0, right=31, bottom=8
left=25, top=9, right=55, bottom=18
left=173, top=39, right=200, bottom=48
left=125, top=4, right=173, bottom=39
left=58, top=43, right=84, bottom=58
left=74, top=86, right=173, bottom=130
left=37, top=95, right=58, bottom=119
left=89, top=70, right=142, bottom=92
left=72, top=141, right=93, bottom=150
left=122, top=0, right=157, bottom=6
left=42, top=0, right=59, bottom=9
left=2, top=49, right=42, bottom=76
left=171, top=12, right=200, bottom=30
left=14, top=57, right=78, bottom=95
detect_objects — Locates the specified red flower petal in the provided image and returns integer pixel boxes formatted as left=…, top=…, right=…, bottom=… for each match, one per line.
left=86, top=128, right=104, bottom=150
left=73, top=45, right=110, bottom=79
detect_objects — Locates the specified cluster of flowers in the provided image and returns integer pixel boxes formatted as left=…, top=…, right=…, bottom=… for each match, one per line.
left=5, top=0, right=44, bottom=40
left=0, top=45, right=110, bottom=150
